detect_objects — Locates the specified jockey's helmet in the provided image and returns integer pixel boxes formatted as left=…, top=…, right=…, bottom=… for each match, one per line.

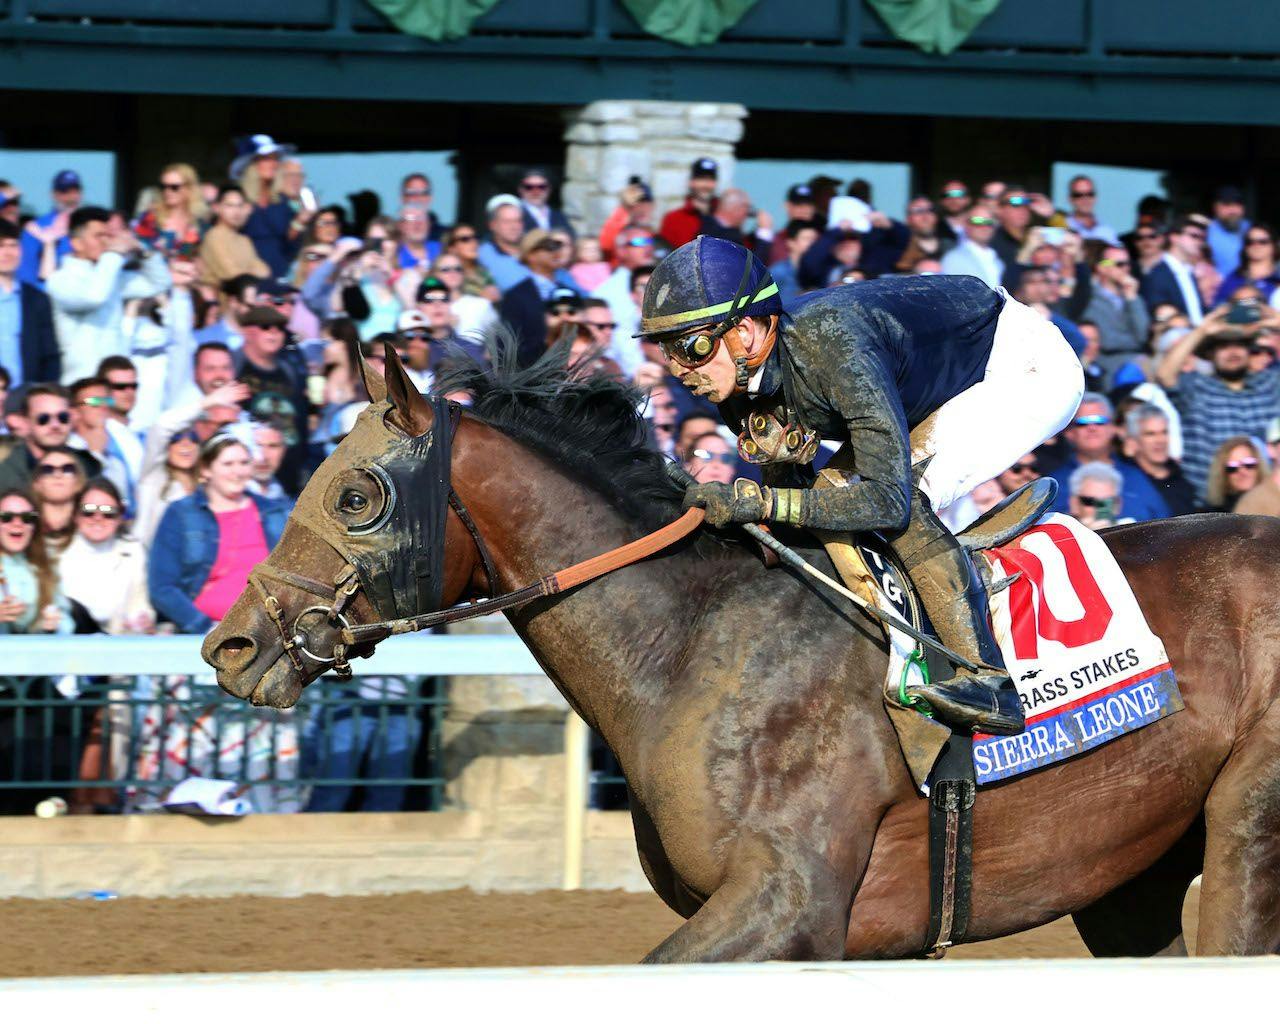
left=637, top=237, right=782, bottom=389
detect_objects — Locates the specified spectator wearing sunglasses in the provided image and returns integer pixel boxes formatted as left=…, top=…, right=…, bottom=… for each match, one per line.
left=936, top=180, right=972, bottom=244
left=1213, top=224, right=1280, bottom=306
left=1235, top=419, right=1280, bottom=517
left=682, top=431, right=737, bottom=485
left=940, top=210, right=1004, bottom=289
left=1068, top=462, right=1133, bottom=531
left=0, top=488, right=72, bottom=639
left=67, top=376, right=139, bottom=516
left=591, top=226, right=655, bottom=346
left=990, top=186, right=1037, bottom=271
left=442, top=224, right=498, bottom=301
left=60, top=477, right=154, bottom=635
left=1083, top=245, right=1151, bottom=385
left=518, top=168, right=574, bottom=240
left=1048, top=392, right=1170, bottom=522
left=400, top=173, right=446, bottom=242
left=499, top=231, right=578, bottom=366
left=0, top=384, right=99, bottom=494
left=1063, top=176, right=1120, bottom=247
left=30, top=445, right=88, bottom=566
left=1205, top=435, right=1269, bottom=512
left=1140, top=216, right=1208, bottom=324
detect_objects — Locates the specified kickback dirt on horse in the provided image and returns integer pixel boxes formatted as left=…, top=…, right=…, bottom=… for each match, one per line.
left=204, top=342, right=1280, bottom=961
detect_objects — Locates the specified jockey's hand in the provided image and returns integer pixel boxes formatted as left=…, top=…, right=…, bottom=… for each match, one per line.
left=682, top=480, right=769, bottom=528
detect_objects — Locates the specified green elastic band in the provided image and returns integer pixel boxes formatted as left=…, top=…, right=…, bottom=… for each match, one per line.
left=640, top=281, right=779, bottom=334
left=898, top=647, right=933, bottom=717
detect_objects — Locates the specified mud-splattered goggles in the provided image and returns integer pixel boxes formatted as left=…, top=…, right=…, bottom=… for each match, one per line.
left=659, top=326, right=728, bottom=369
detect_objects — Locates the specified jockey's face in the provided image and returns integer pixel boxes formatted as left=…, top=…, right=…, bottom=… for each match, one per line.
left=663, top=324, right=740, bottom=404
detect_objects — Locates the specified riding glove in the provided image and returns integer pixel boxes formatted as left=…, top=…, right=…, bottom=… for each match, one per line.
left=682, top=479, right=771, bottom=528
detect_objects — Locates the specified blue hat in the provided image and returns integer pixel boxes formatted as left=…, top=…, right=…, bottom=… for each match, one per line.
left=690, top=158, right=718, bottom=180
left=229, top=134, right=297, bottom=180
left=52, top=170, right=82, bottom=192
left=637, top=236, right=780, bottom=339
left=1112, top=362, right=1146, bottom=388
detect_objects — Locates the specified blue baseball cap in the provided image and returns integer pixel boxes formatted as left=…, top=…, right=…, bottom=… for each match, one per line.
left=52, top=170, right=82, bottom=192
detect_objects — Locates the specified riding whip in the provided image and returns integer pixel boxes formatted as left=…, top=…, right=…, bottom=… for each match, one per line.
left=664, top=462, right=982, bottom=672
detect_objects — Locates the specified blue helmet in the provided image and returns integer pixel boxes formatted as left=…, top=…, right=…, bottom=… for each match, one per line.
left=636, top=236, right=781, bottom=340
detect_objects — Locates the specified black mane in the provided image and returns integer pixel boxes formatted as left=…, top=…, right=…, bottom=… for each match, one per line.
left=434, top=331, right=685, bottom=528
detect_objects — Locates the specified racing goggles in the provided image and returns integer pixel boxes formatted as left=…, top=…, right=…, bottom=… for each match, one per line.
left=659, top=323, right=732, bottom=369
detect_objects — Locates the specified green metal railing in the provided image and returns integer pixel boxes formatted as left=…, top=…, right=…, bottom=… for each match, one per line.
left=0, top=674, right=448, bottom=814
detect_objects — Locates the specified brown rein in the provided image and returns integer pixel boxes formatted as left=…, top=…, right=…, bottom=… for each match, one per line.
left=338, top=505, right=706, bottom=647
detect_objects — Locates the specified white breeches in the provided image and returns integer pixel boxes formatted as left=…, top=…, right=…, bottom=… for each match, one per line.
left=917, top=293, right=1085, bottom=512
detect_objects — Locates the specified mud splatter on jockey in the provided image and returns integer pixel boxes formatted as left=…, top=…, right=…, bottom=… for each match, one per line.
left=639, top=236, right=1084, bottom=735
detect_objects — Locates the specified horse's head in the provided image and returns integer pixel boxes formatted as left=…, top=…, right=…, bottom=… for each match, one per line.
left=202, top=343, right=483, bottom=708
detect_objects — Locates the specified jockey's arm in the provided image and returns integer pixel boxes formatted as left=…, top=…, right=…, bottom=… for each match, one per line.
left=769, top=350, right=911, bottom=534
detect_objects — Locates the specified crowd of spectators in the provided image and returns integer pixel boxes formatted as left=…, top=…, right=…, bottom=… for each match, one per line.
left=3, top=131, right=1280, bottom=811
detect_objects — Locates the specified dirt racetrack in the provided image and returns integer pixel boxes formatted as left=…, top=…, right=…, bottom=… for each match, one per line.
left=0, top=887, right=1175, bottom=977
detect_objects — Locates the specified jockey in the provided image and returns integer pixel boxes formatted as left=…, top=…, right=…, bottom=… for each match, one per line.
left=639, top=236, right=1084, bottom=735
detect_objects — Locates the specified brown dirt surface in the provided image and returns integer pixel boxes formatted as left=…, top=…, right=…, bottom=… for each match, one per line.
left=0, top=888, right=1115, bottom=977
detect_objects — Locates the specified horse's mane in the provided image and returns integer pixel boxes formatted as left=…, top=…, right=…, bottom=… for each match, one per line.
left=433, top=330, right=685, bottom=529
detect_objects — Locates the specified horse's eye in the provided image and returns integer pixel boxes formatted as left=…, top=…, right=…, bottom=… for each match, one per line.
left=340, top=490, right=368, bottom=513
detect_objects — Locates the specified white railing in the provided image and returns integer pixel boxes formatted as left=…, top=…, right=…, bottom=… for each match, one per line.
left=2, top=632, right=592, bottom=890
left=0, top=960, right=1276, bottom=1017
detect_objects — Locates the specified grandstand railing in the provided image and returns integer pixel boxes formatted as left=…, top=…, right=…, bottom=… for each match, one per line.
left=0, top=633, right=549, bottom=816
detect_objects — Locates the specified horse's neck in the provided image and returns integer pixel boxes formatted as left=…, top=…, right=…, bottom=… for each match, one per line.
left=471, top=462, right=699, bottom=740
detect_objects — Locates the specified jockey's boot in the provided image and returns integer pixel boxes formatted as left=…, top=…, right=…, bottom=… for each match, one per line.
left=888, top=491, right=1025, bottom=736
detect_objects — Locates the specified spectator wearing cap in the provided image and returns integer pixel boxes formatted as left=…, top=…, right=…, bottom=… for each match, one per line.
left=394, top=311, right=436, bottom=392
left=770, top=220, right=821, bottom=306
left=699, top=187, right=774, bottom=260
left=659, top=158, right=719, bottom=250
left=396, top=205, right=440, bottom=274
left=1236, top=417, right=1280, bottom=516
left=478, top=195, right=531, bottom=293
left=18, top=170, right=83, bottom=288
left=1121, top=403, right=1197, bottom=516
left=518, top=169, right=573, bottom=239
left=417, top=256, right=497, bottom=340
left=199, top=184, right=271, bottom=287
left=233, top=134, right=305, bottom=278
left=937, top=180, right=972, bottom=243
left=0, top=220, right=60, bottom=389
left=1083, top=244, right=1150, bottom=385
left=1141, top=216, right=1208, bottom=324
left=233, top=305, right=308, bottom=493
left=47, top=207, right=171, bottom=385
left=1155, top=305, right=1280, bottom=498
left=895, top=196, right=953, bottom=271
left=767, top=184, right=817, bottom=265
left=940, top=210, right=1004, bottom=288
left=405, top=284, right=483, bottom=380
left=1048, top=392, right=1169, bottom=522
left=399, top=172, right=446, bottom=242
left=499, top=232, right=575, bottom=366
left=1208, top=186, right=1251, bottom=278
left=1063, top=175, right=1120, bottom=247
left=599, top=177, right=656, bottom=265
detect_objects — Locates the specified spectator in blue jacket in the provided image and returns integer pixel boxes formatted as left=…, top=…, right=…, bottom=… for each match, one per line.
left=1049, top=392, right=1170, bottom=523
left=147, top=434, right=290, bottom=634
left=17, top=170, right=82, bottom=288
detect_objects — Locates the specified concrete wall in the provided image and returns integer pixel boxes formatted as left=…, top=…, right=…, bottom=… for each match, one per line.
left=0, top=810, right=649, bottom=899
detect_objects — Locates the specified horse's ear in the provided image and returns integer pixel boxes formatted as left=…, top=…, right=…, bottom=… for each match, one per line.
left=351, top=335, right=387, bottom=403
left=382, top=340, right=434, bottom=436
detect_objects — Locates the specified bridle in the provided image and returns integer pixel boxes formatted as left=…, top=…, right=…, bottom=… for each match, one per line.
left=247, top=398, right=702, bottom=680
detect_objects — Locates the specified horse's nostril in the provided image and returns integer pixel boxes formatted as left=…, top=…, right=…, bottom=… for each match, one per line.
left=212, top=636, right=257, bottom=671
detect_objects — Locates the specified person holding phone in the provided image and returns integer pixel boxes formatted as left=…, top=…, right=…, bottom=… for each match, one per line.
left=1068, top=463, right=1132, bottom=530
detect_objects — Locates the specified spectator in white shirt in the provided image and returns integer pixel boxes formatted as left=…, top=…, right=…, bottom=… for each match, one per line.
left=1063, top=175, right=1120, bottom=246
left=591, top=226, right=656, bottom=351
left=47, top=207, right=170, bottom=384
left=940, top=211, right=1004, bottom=288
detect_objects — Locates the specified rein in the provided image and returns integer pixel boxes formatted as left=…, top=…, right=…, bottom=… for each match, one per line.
left=248, top=397, right=704, bottom=676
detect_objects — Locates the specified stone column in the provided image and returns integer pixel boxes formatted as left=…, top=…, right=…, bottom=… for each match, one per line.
left=441, top=615, right=573, bottom=889
left=562, top=100, right=749, bottom=239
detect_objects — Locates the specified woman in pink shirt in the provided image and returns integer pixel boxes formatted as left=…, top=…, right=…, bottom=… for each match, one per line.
left=147, top=434, right=291, bottom=633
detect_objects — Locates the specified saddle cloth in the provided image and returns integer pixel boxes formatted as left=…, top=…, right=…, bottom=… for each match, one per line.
left=822, top=513, right=1183, bottom=789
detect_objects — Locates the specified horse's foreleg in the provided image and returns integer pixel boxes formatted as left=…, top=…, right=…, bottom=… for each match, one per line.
left=641, top=840, right=855, bottom=963
left=1197, top=703, right=1280, bottom=955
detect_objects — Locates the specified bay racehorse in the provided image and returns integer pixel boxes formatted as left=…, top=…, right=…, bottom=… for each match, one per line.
left=204, top=341, right=1280, bottom=960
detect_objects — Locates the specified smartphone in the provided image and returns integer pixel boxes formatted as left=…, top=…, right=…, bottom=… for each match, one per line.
left=299, top=186, right=318, bottom=212
left=1227, top=299, right=1263, bottom=325
left=1040, top=227, right=1066, bottom=246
